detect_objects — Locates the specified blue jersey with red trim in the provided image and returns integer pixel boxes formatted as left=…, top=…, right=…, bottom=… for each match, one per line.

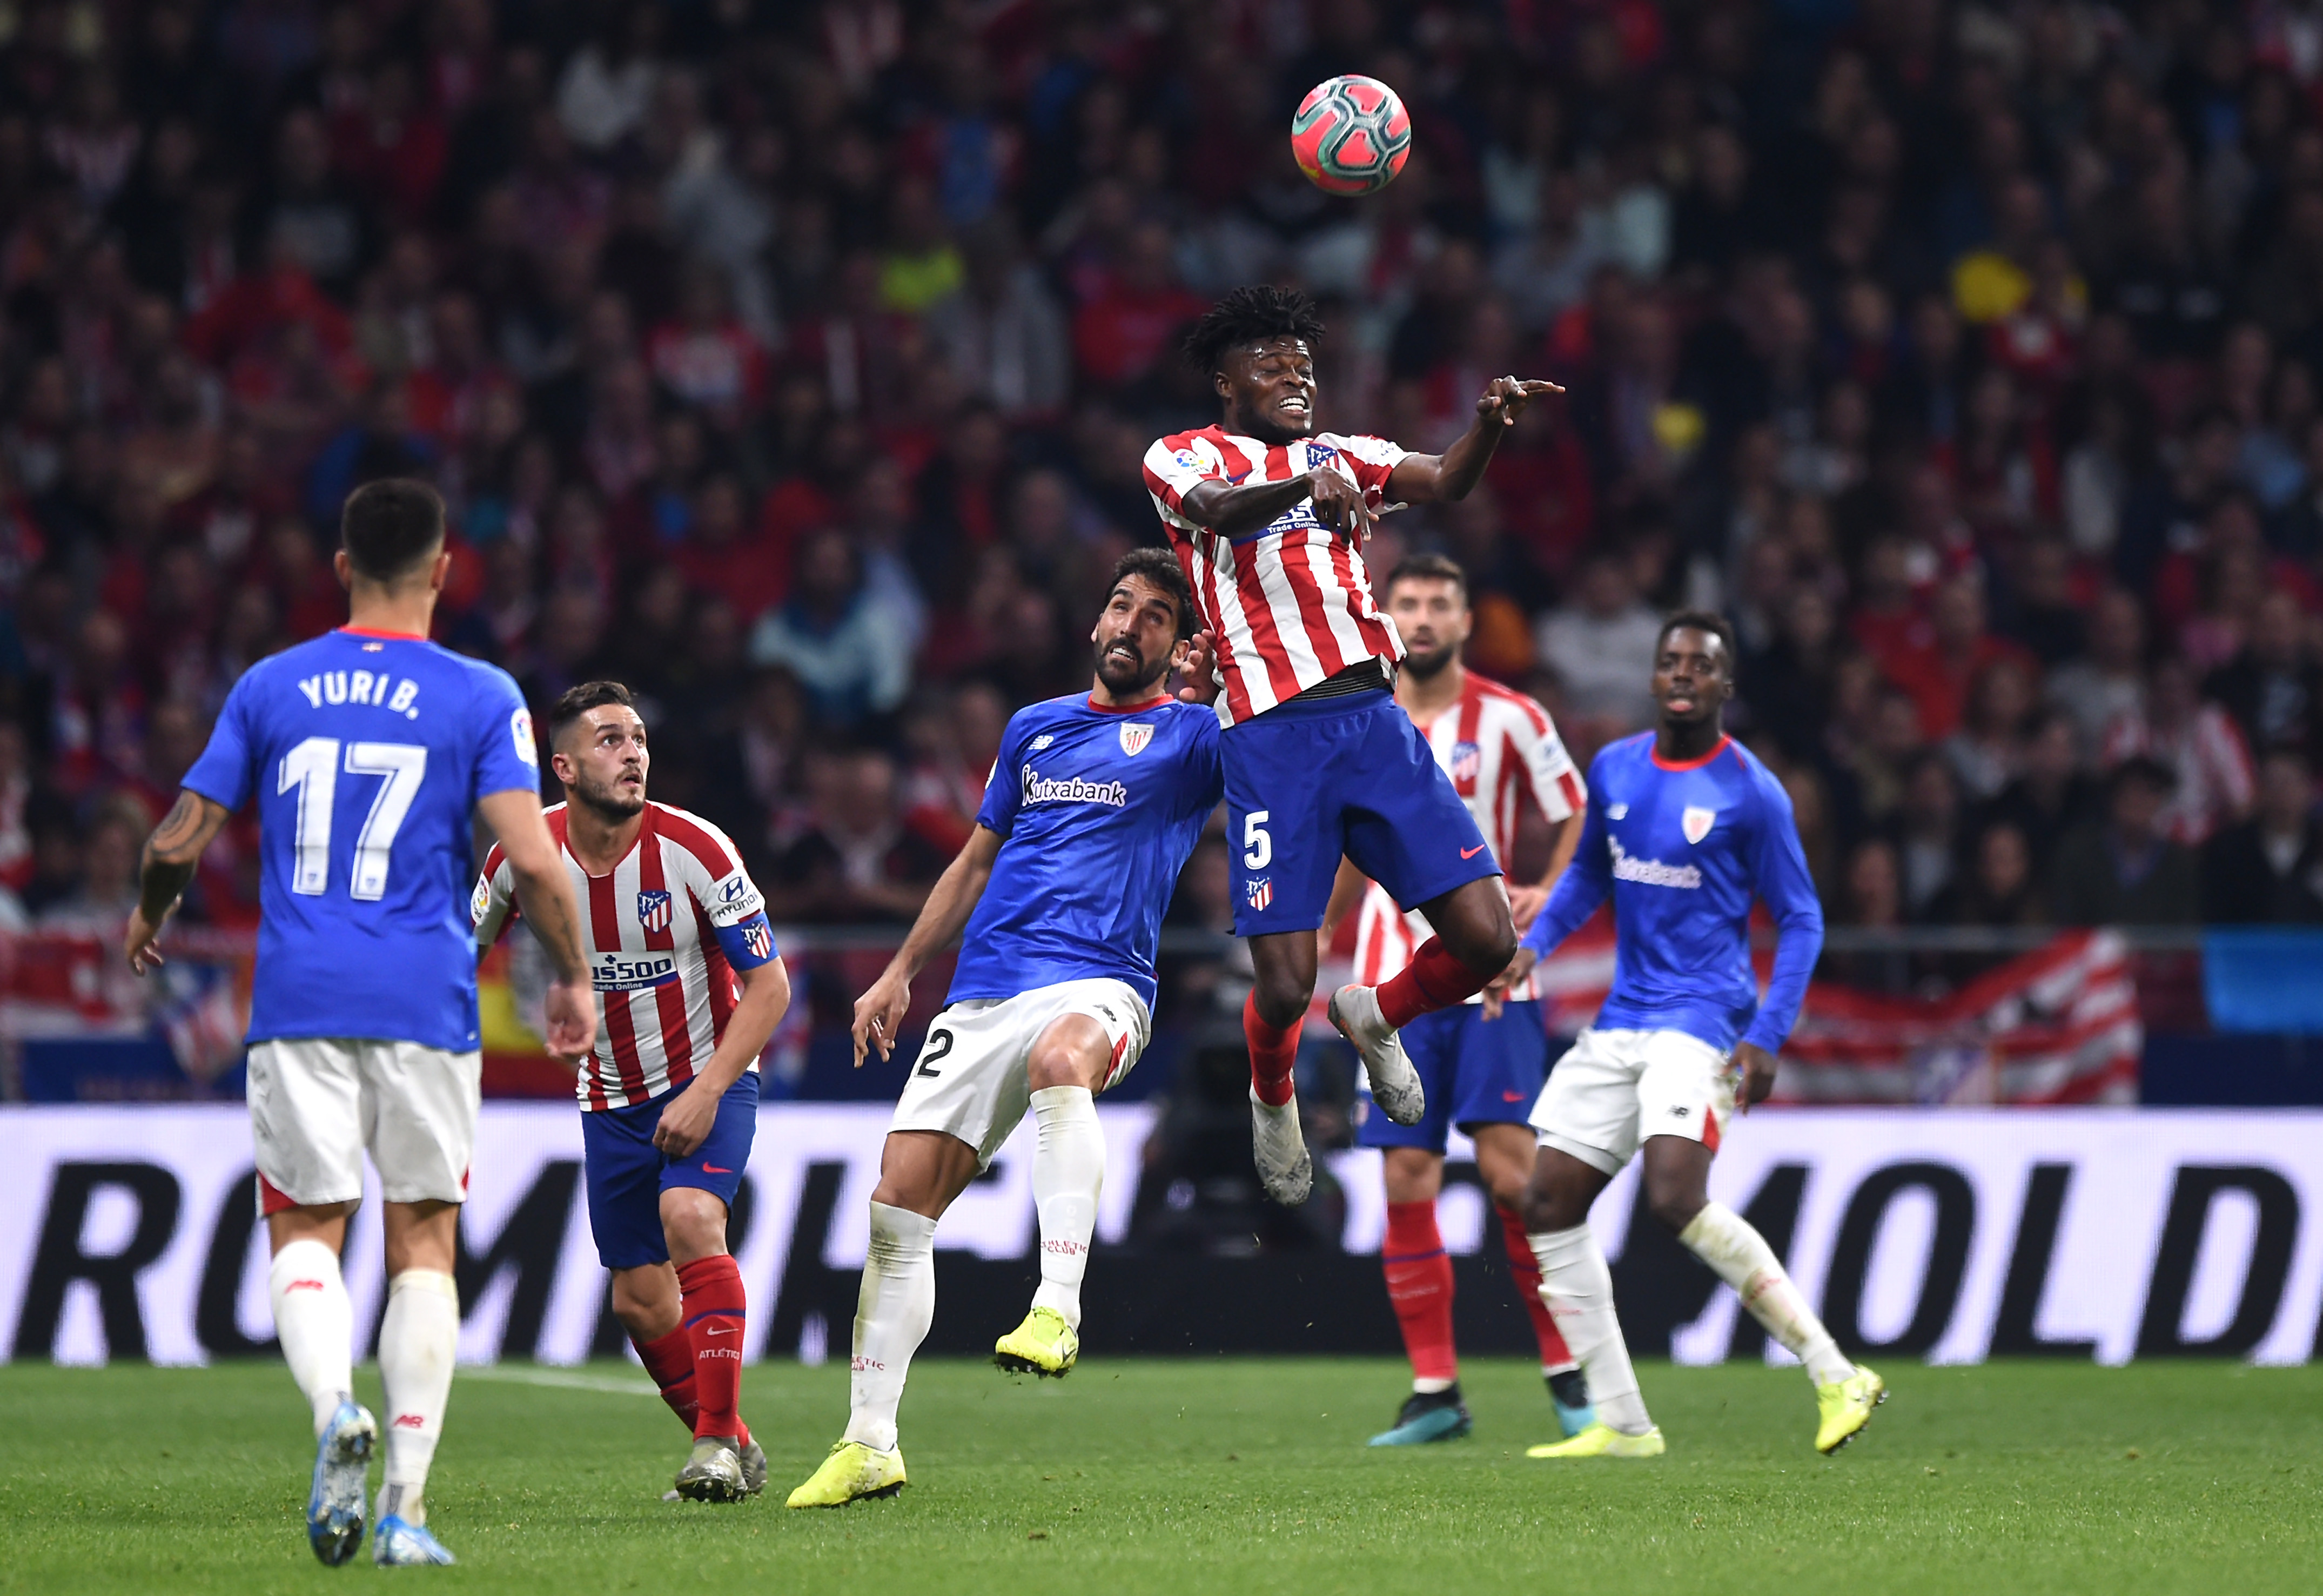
left=182, top=628, right=540, bottom=1051
left=951, top=693, right=1223, bottom=1008
left=1520, top=733, right=1823, bottom=1054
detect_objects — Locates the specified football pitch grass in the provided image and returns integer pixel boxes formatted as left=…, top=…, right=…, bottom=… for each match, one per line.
left=2, top=1359, right=2318, bottom=1594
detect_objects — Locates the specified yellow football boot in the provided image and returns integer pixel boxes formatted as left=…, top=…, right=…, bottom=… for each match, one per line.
left=1816, top=1364, right=1886, bottom=1454
left=1525, top=1422, right=1666, bottom=1459
left=785, top=1440, right=907, bottom=1508
left=993, top=1306, right=1079, bottom=1377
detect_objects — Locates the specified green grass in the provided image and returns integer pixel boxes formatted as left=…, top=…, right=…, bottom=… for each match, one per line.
left=1, top=1358, right=2319, bottom=1594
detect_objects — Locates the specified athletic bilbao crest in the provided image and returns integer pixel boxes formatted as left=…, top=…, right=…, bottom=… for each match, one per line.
left=1682, top=806, right=1717, bottom=845
left=1119, top=722, right=1155, bottom=757
left=1449, top=740, right=1481, bottom=786
left=635, top=889, right=672, bottom=934
left=1246, top=877, right=1273, bottom=913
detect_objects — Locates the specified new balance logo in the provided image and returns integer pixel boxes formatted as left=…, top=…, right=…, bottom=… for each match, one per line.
left=1670, top=1105, right=1690, bottom=1118
left=392, top=1414, right=426, bottom=1429
left=284, top=1279, right=326, bottom=1293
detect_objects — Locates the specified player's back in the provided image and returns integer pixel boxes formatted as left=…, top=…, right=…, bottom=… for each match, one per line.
left=949, top=693, right=1223, bottom=1009
left=183, top=627, right=539, bottom=1052
left=1583, top=732, right=1815, bottom=1049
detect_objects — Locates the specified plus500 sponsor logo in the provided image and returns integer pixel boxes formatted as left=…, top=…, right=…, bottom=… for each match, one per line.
left=592, top=953, right=678, bottom=991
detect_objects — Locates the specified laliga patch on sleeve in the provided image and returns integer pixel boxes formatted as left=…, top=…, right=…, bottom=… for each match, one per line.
left=512, top=707, right=538, bottom=765
left=469, top=875, right=492, bottom=926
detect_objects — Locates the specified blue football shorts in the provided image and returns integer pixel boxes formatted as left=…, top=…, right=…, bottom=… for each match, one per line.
left=580, top=1070, right=760, bottom=1270
left=1223, top=685, right=1497, bottom=937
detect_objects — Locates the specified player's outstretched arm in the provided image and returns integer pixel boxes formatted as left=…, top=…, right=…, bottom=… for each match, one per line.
left=477, top=788, right=597, bottom=1063
left=854, top=825, right=1003, bottom=1067
left=1385, top=377, right=1564, bottom=505
left=124, top=789, right=232, bottom=974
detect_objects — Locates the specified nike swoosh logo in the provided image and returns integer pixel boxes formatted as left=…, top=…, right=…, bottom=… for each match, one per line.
left=704, top=1326, right=739, bottom=1336
left=1502, top=1090, right=1526, bottom=1101
left=1461, top=844, right=1486, bottom=859
left=702, top=1165, right=733, bottom=1173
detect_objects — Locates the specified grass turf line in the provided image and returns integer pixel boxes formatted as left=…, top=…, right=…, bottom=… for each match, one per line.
left=1, top=1358, right=2317, bottom=1594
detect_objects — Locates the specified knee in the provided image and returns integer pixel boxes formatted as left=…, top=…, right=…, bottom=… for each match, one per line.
left=1517, top=1181, right=1572, bottom=1235
left=662, top=1193, right=729, bottom=1265
left=1025, top=1045, right=1083, bottom=1094
left=1445, top=902, right=1517, bottom=973
left=1646, top=1185, right=1707, bottom=1236
left=1250, top=970, right=1311, bottom=1030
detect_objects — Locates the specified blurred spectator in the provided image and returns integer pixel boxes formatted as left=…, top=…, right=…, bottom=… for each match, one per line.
left=1533, top=551, right=1661, bottom=739
left=2201, top=749, right=2323, bottom=923
left=33, top=794, right=146, bottom=935
left=2204, top=589, right=2323, bottom=761
left=766, top=748, right=946, bottom=924
left=2102, top=654, right=2257, bottom=845
left=1973, top=709, right=2100, bottom=865
left=2047, top=588, right=2150, bottom=761
left=746, top=528, right=912, bottom=729
left=1821, top=837, right=1915, bottom=996
left=2048, top=758, right=2203, bottom=926
left=1891, top=752, right=1964, bottom=919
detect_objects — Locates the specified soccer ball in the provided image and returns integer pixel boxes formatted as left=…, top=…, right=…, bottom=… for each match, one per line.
left=1290, top=75, right=1412, bottom=196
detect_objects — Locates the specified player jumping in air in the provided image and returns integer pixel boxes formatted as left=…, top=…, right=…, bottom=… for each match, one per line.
left=787, top=550, right=1224, bottom=1508
left=1142, top=285, right=1560, bottom=1204
left=124, top=480, right=596, bottom=1566
left=1314, top=555, right=1595, bottom=1446
left=471, top=681, right=790, bottom=1503
left=1501, top=613, right=1885, bottom=1458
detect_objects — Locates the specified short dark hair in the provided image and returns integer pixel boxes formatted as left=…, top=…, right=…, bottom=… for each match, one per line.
left=1384, top=553, right=1469, bottom=602
left=2107, top=753, right=2177, bottom=799
left=1109, top=547, right=1198, bottom=640
left=548, top=680, right=635, bottom=749
left=340, top=478, right=446, bottom=582
left=1656, top=609, right=1739, bottom=676
left=1182, top=285, right=1327, bottom=378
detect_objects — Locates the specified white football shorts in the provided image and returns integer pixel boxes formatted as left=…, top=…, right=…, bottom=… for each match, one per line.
left=1529, top=1025, right=1736, bottom=1177
left=890, top=978, right=1149, bottom=1169
left=247, top=1037, right=482, bottom=1215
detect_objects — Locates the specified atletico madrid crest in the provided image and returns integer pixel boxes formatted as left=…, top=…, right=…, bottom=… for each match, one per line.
left=1449, top=739, right=1481, bottom=786
left=1119, top=722, right=1155, bottom=757
left=1246, top=877, right=1273, bottom=912
left=636, top=889, right=672, bottom=933
left=741, top=921, right=773, bottom=961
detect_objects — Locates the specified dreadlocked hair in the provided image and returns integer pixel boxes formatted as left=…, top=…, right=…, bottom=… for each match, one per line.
left=1181, top=285, right=1327, bottom=377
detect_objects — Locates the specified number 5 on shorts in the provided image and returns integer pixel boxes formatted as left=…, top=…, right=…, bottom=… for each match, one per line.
left=1243, top=810, right=1271, bottom=871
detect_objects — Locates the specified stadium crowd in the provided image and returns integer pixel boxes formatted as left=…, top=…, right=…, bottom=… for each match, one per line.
left=3, top=0, right=2323, bottom=997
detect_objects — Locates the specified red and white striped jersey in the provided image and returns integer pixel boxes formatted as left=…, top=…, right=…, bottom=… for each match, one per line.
left=1354, top=672, right=1585, bottom=1004
left=472, top=801, right=775, bottom=1111
left=1142, top=426, right=1408, bottom=726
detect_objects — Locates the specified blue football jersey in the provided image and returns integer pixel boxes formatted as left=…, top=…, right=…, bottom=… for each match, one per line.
left=949, top=694, right=1224, bottom=1009
left=1521, top=733, right=1824, bottom=1054
left=182, top=628, right=541, bottom=1051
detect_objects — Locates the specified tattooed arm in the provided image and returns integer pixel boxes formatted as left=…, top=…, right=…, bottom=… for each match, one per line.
left=125, top=790, right=233, bottom=974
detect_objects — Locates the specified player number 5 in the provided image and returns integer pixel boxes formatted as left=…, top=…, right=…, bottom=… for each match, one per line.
left=1243, top=810, right=1272, bottom=871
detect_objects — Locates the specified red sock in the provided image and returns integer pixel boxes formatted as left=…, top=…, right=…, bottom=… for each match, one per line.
left=1498, top=1203, right=1576, bottom=1372
left=1378, top=937, right=1496, bottom=1029
left=1244, top=989, right=1300, bottom=1108
left=633, top=1324, right=700, bottom=1432
left=1382, top=1201, right=1457, bottom=1385
left=677, top=1255, right=747, bottom=1440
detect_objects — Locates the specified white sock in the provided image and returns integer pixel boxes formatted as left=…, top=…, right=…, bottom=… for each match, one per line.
left=1028, top=1085, right=1103, bottom=1331
left=376, top=1270, right=459, bottom=1526
left=845, top=1202, right=937, bottom=1454
left=1529, top=1224, right=1652, bottom=1435
left=1679, top=1202, right=1854, bottom=1385
left=268, top=1238, right=354, bottom=1438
